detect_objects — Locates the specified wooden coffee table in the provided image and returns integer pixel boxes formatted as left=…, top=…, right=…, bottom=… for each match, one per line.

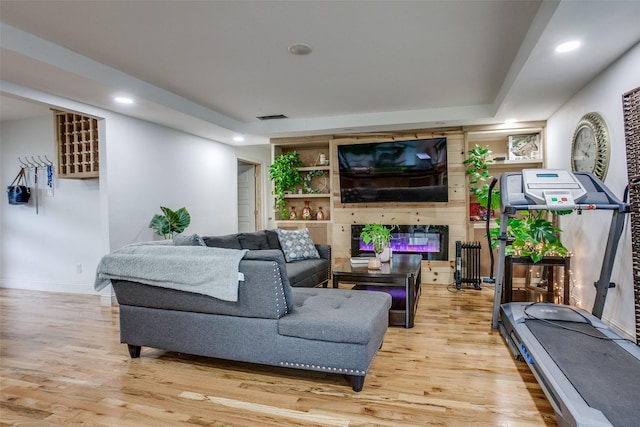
left=332, top=254, right=422, bottom=328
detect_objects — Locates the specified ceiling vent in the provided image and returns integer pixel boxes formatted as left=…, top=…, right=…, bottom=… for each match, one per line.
left=256, top=114, right=288, bottom=120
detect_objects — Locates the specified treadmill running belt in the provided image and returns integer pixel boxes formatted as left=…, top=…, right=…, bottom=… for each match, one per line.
left=526, top=320, right=640, bottom=426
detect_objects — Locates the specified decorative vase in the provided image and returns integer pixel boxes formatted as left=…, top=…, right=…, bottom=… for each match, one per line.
left=289, top=206, right=298, bottom=220
left=316, top=206, right=325, bottom=221
left=302, top=201, right=312, bottom=220
left=367, top=257, right=381, bottom=270
left=379, top=246, right=391, bottom=263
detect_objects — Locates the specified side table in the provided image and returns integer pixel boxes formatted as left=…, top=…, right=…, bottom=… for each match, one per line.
left=504, top=256, right=571, bottom=305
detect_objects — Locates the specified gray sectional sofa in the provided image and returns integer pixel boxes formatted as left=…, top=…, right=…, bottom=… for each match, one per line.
left=200, top=229, right=331, bottom=288
left=96, top=229, right=391, bottom=391
left=105, top=246, right=391, bottom=391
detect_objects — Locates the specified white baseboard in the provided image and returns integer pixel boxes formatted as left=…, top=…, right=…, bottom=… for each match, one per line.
left=100, top=293, right=118, bottom=306
left=0, top=279, right=117, bottom=306
left=602, top=315, right=636, bottom=341
left=0, top=279, right=95, bottom=295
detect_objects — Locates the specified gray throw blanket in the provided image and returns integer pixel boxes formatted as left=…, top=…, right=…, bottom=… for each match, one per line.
left=94, top=242, right=248, bottom=302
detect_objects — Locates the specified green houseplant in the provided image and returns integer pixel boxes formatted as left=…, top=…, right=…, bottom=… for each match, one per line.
left=269, top=151, right=303, bottom=219
left=464, top=144, right=500, bottom=211
left=490, top=211, right=570, bottom=263
left=360, top=222, right=397, bottom=254
left=464, top=145, right=569, bottom=263
left=149, top=206, right=191, bottom=239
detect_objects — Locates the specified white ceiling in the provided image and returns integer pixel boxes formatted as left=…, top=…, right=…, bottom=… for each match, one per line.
left=1, top=1, right=640, bottom=145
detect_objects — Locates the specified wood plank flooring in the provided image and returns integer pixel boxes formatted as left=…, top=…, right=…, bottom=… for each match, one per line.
left=0, top=285, right=556, bottom=426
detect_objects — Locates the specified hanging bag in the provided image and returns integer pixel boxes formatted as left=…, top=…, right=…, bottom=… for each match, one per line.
left=7, top=167, right=31, bottom=205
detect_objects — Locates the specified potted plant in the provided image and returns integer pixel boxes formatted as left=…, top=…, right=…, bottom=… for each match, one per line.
left=149, top=206, right=191, bottom=239
left=360, top=222, right=397, bottom=267
left=464, top=144, right=500, bottom=212
left=269, top=151, right=303, bottom=219
left=490, top=211, right=570, bottom=263
left=464, top=144, right=570, bottom=263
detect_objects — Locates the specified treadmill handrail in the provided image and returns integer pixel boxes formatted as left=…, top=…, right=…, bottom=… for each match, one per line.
left=500, top=171, right=629, bottom=213
left=503, top=203, right=626, bottom=213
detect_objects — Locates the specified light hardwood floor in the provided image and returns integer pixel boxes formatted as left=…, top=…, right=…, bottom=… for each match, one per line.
left=0, top=285, right=556, bottom=426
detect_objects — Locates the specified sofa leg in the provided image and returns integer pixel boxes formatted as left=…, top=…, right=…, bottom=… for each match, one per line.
left=351, top=375, right=365, bottom=392
left=127, top=344, right=141, bottom=358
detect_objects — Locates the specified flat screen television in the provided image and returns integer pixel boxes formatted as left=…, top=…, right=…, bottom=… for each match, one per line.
left=338, top=137, right=448, bottom=203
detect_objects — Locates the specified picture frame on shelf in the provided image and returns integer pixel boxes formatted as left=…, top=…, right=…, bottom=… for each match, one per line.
left=508, top=134, right=540, bottom=160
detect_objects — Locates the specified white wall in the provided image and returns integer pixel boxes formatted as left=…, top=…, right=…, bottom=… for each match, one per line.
left=102, top=113, right=239, bottom=250
left=1, top=87, right=250, bottom=295
left=1, top=115, right=102, bottom=292
left=546, top=42, right=640, bottom=337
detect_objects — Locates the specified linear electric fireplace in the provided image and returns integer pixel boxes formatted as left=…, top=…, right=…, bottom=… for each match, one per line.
left=351, top=224, right=449, bottom=260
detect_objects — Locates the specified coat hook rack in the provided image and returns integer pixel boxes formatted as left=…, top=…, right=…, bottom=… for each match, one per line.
left=18, top=157, right=30, bottom=168
left=18, top=156, right=55, bottom=168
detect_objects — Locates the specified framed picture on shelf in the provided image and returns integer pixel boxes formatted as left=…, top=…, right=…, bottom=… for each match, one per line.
left=508, top=134, right=540, bottom=160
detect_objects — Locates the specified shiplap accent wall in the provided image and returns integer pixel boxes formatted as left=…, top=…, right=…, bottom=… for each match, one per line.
left=274, top=128, right=466, bottom=285
left=331, top=129, right=465, bottom=285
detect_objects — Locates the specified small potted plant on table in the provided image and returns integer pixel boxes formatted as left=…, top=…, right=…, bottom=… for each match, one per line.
left=360, top=222, right=397, bottom=269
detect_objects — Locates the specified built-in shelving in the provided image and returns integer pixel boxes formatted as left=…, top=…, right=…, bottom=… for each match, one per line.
left=464, top=121, right=547, bottom=277
left=53, top=110, right=100, bottom=179
left=271, top=137, right=333, bottom=244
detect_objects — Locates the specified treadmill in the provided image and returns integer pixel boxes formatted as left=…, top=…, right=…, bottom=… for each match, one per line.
left=492, top=170, right=640, bottom=427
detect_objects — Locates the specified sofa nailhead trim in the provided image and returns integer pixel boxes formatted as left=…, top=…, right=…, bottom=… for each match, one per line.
left=271, top=263, right=286, bottom=316
left=279, top=361, right=364, bottom=375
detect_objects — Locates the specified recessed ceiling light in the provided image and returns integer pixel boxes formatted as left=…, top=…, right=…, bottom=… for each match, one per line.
left=555, top=40, right=581, bottom=53
left=288, top=43, right=313, bottom=56
left=114, top=96, right=134, bottom=104
left=233, top=136, right=245, bottom=142
left=504, top=118, right=518, bottom=124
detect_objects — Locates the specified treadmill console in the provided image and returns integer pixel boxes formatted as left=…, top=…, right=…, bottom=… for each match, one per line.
left=521, top=169, right=587, bottom=208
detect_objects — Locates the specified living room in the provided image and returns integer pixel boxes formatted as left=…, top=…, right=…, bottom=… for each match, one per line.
left=1, top=2, right=640, bottom=425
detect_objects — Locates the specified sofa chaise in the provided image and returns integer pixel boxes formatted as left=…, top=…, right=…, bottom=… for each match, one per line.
left=97, top=241, right=391, bottom=391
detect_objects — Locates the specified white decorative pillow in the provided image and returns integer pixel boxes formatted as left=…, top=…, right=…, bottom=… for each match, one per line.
left=275, top=228, right=320, bottom=262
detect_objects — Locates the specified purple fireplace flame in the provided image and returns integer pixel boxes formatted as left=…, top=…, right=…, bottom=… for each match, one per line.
left=352, top=225, right=448, bottom=261
left=359, top=232, right=441, bottom=254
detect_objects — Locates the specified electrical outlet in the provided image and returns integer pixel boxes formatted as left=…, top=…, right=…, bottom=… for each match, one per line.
left=76, top=264, right=82, bottom=274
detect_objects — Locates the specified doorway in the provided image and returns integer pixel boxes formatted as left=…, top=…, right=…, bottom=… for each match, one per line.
left=237, top=159, right=261, bottom=232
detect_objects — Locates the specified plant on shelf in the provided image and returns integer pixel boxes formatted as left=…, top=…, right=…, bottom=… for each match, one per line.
left=360, top=222, right=397, bottom=255
left=490, top=211, right=570, bottom=263
left=464, top=144, right=500, bottom=211
left=464, top=144, right=570, bottom=263
left=269, top=151, right=303, bottom=219
left=149, top=206, right=191, bottom=239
